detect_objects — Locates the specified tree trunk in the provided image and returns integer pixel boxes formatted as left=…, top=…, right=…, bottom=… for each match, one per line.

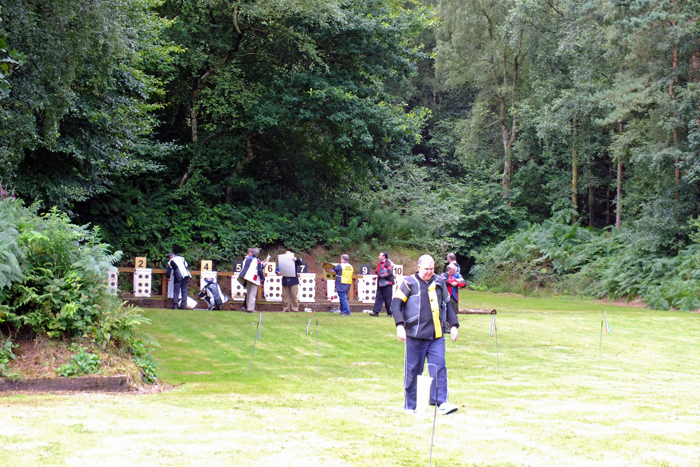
left=572, top=117, right=578, bottom=223
left=494, top=30, right=520, bottom=198
left=670, top=38, right=680, bottom=204
left=500, top=101, right=515, bottom=194
left=225, top=132, right=259, bottom=203
left=589, top=185, right=595, bottom=227
left=606, top=162, right=611, bottom=226
left=177, top=7, right=245, bottom=189
left=616, top=122, right=623, bottom=229
left=616, top=161, right=623, bottom=229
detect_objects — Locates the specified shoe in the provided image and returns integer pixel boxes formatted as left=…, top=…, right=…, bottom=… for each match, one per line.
left=386, top=314, right=393, bottom=317
left=369, top=312, right=380, bottom=317
left=339, top=312, right=351, bottom=316
left=437, top=402, right=458, bottom=415
left=403, top=408, right=416, bottom=415
left=331, top=309, right=342, bottom=313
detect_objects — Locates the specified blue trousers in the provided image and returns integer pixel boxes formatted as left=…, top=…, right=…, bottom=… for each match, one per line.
left=404, top=336, right=448, bottom=410
left=172, top=277, right=190, bottom=309
left=338, top=291, right=350, bottom=314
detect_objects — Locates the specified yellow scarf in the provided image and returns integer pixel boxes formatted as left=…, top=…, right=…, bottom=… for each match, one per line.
left=427, top=282, right=442, bottom=338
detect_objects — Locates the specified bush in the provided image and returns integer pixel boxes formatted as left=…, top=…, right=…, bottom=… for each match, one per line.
left=472, top=212, right=700, bottom=310
left=56, top=344, right=102, bottom=377
left=0, top=338, right=17, bottom=378
left=0, top=197, right=157, bottom=380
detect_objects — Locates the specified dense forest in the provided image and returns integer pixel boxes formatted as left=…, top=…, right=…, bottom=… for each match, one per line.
left=2, top=0, right=700, bottom=310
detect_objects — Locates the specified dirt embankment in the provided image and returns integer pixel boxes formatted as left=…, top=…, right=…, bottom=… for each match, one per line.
left=1, top=336, right=168, bottom=393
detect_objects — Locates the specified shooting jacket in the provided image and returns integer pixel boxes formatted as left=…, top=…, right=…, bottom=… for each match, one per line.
left=166, top=256, right=191, bottom=282
left=392, top=273, right=459, bottom=339
left=376, top=259, right=394, bottom=288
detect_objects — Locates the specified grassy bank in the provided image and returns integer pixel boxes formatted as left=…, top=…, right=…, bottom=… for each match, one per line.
left=2, top=292, right=700, bottom=466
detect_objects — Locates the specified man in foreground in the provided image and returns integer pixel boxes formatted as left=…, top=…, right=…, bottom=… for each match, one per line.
left=392, top=255, right=459, bottom=415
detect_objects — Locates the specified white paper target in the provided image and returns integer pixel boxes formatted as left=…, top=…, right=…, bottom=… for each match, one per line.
left=133, top=268, right=152, bottom=298
left=107, top=267, right=118, bottom=295
left=358, top=275, right=377, bottom=303
left=231, top=274, right=247, bottom=301
left=264, top=274, right=283, bottom=302
left=297, top=273, right=316, bottom=303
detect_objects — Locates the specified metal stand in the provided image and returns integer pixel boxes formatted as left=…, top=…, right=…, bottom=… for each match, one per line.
left=427, top=363, right=438, bottom=467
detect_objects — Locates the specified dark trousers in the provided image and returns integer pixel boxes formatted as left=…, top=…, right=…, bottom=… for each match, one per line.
left=172, top=277, right=190, bottom=309
left=403, top=336, right=448, bottom=410
left=373, top=285, right=393, bottom=315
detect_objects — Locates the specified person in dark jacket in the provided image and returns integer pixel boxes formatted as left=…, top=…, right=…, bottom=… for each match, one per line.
left=441, top=263, right=466, bottom=314
left=198, top=277, right=227, bottom=310
left=166, top=253, right=192, bottom=310
left=444, top=252, right=461, bottom=274
left=370, top=252, right=394, bottom=317
left=277, top=250, right=303, bottom=312
left=392, top=254, right=459, bottom=415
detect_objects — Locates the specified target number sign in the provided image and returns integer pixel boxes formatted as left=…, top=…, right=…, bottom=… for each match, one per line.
left=135, top=257, right=147, bottom=268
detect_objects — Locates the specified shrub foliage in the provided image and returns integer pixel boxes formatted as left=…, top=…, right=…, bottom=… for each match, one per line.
left=472, top=212, right=700, bottom=311
left=0, top=197, right=155, bottom=380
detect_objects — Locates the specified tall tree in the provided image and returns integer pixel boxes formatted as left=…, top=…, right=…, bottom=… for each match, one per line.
left=435, top=0, right=557, bottom=193
left=0, top=0, right=174, bottom=209
left=156, top=0, right=429, bottom=203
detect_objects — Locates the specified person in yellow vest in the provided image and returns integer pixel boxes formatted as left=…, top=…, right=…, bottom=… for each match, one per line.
left=323, top=254, right=353, bottom=316
left=392, top=254, right=459, bottom=415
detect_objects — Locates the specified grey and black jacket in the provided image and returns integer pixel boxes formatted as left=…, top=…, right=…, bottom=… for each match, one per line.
left=391, top=273, right=459, bottom=339
left=376, top=259, right=394, bottom=288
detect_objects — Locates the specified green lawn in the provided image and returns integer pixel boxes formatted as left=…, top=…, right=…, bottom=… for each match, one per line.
left=2, top=291, right=700, bottom=466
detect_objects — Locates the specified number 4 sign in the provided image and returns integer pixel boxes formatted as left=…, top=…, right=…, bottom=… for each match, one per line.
left=201, top=260, right=212, bottom=272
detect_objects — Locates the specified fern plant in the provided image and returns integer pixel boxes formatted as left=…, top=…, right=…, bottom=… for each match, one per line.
left=0, top=199, right=25, bottom=293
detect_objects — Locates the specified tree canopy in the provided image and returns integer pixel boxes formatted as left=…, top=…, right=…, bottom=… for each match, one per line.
left=2, top=0, right=700, bottom=307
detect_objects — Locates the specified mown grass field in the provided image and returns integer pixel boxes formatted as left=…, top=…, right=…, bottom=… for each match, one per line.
left=2, top=291, right=700, bottom=466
